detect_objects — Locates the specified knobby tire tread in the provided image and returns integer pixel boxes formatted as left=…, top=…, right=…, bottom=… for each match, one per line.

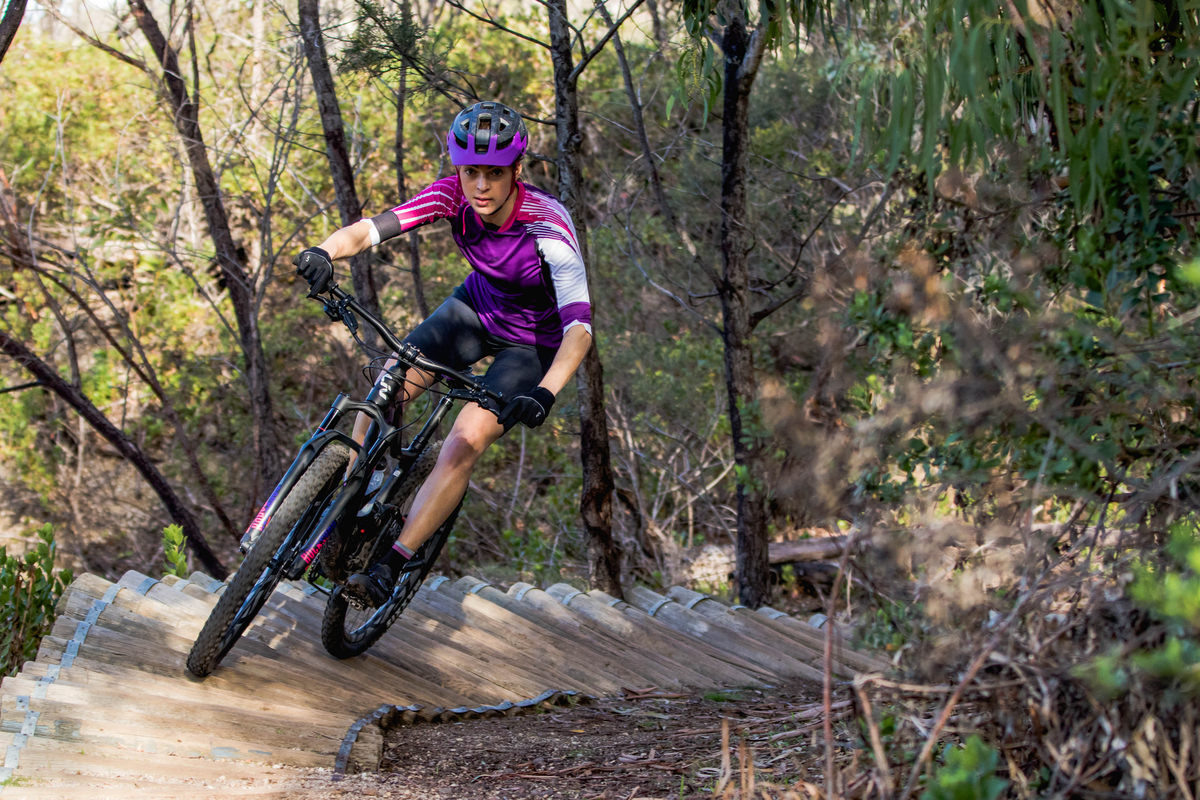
left=186, top=443, right=352, bottom=677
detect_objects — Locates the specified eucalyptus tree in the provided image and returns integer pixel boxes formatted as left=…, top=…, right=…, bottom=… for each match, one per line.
left=54, top=0, right=285, bottom=493
left=0, top=0, right=25, bottom=65
left=675, top=0, right=847, bottom=608
left=545, top=0, right=644, bottom=598
left=842, top=0, right=1200, bottom=521
left=297, top=0, right=383, bottom=348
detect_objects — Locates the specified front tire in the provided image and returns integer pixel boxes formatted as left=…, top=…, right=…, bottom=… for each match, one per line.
left=186, top=443, right=352, bottom=677
left=321, top=442, right=458, bottom=658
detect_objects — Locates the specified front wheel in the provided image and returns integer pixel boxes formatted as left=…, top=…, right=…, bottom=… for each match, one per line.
left=186, top=442, right=353, bottom=677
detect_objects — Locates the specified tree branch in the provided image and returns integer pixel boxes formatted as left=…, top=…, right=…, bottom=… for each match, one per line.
left=737, top=21, right=769, bottom=89
left=569, top=0, right=644, bottom=83
left=750, top=179, right=896, bottom=329
left=443, top=0, right=550, bottom=48
left=43, top=7, right=149, bottom=73
left=0, top=0, right=27, bottom=66
left=0, top=328, right=227, bottom=578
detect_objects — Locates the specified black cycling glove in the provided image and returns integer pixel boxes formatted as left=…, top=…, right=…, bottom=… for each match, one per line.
left=497, top=386, right=555, bottom=429
left=294, top=247, right=333, bottom=296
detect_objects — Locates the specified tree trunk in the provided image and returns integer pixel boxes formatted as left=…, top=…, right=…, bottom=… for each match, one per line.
left=546, top=0, right=623, bottom=598
left=645, top=0, right=667, bottom=50
left=128, top=0, right=282, bottom=493
left=0, top=330, right=228, bottom=579
left=297, top=0, right=382, bottom=352
left=719, top=14, right=771, bottom=608
left=395, top=64, right=428, bottom=319
left=599, top=7, right=674, bottom=230
left=6, top=234, right=242, bottom=545
left=0, top=0, right=27, bottom=66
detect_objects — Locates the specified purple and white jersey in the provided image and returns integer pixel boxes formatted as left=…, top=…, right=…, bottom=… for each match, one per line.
left=367, top=177, right=592, bottom=349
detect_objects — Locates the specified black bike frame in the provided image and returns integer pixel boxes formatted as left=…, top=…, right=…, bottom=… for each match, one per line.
left=242, top=282, right=505, bottom=577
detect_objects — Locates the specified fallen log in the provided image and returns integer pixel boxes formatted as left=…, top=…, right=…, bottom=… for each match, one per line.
left=686, top=533, right=854, bottom=584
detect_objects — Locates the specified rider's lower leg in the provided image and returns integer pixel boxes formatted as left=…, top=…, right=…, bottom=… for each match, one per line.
left=348, top=403, right=504, bottom=605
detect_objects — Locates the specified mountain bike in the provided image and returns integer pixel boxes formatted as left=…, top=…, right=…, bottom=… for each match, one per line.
left=185, top=282, right=505, bottom=677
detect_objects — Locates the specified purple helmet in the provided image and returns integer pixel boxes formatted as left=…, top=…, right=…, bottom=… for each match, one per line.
left=446, top=102, right=529, bottom=167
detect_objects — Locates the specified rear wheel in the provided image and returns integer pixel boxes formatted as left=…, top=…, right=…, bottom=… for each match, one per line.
left=186, top=443, right=352, bottom=677
left=321, top=442, right=459, bottom=658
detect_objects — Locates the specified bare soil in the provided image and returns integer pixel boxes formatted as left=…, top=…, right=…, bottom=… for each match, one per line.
left=303, top=682, right=824, bottom=800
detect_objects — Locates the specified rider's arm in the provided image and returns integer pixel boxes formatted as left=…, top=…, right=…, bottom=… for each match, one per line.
left=316, top=219, right=375, bottom=260
left=538, top=325, right=592, bottom=396
left=317, top=176, right=466, bottom=261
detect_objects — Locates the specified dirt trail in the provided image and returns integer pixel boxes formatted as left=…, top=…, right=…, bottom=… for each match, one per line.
left=281, top=682, right=823, bottom=799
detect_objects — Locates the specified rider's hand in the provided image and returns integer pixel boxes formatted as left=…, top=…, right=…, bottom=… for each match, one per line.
left=497, top=386, right=555, bottom=429
left=294, top=247, right=333, bottom=296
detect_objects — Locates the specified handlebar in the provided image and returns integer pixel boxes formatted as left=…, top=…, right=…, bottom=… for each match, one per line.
left=321, top=284, right=506, bottom=405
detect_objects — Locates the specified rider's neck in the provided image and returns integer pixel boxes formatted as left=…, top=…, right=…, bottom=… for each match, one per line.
left=478, top=180, right=520, bottom=228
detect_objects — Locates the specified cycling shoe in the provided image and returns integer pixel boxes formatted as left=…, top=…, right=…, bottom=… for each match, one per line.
left=346, top=563, right=394, bottom=609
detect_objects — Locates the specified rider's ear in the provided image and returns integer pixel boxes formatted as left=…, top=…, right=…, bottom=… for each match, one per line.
left=513, top=161, right=523, bottom=182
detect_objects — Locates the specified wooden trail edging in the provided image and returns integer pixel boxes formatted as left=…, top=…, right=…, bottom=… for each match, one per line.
left=0, top=570, right=889, bottom=798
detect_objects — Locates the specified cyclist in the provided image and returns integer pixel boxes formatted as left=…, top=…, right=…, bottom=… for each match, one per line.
left=293, top=101, right=592, bottom=607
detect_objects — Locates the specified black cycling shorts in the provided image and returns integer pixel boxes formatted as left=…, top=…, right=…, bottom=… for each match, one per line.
left=402, top=286, right=557, bottom=420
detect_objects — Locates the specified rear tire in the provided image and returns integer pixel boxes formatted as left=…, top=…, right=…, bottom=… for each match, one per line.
left=186, top=443, right=352, bottom=677
left=321, top=442, right=459, bottom=658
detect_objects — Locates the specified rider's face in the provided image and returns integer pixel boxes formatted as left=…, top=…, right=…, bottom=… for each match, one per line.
left=457, top=163, right=520, bottom=222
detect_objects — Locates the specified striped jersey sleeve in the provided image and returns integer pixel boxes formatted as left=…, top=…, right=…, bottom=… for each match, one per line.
left=520, top=190, right=592, bottom=335
left=368, top=177, right=464, bottom=245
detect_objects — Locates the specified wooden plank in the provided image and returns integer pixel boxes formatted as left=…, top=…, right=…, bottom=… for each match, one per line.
left=12, top=735, right=294, bottom=781
left=245, top=590, right=525, bottom=706
left=0, top=776, right=295, bottom=799
left=1, top=679, right=350, bottom=752
left=434, top=580, right=656, bottom=692
left=747, top=606, right=891, bottom=674
left=442, top=579, right=680, bottom=691
left=663, top=586, right=855, bottom=678
left=398, top=592, right=597, bottom=694
left=581, top=588, right=781, bottom=684
left=624, top=586, right=825, bottom=683
left=1, top=674, right=351, bottom=732
left=413, top=587, right=626, bottom=695
left=7, top=666, right=353, bottom=736
left=508, top=583, right=723, bottom=690
left=0, top=695, right=334, bottom=767
left=56, top=579, right=474, bottom=710
left=533, top=584, right=763, bottom=688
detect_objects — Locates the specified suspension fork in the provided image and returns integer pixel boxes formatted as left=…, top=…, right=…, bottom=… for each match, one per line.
left=240, top=395, right=358, bottom=553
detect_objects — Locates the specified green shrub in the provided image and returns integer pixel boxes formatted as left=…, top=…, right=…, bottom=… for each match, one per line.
left=0, top=524, right=73, bottom=678
left=1076, top=517, right=1200, bottom=696
left=161, top=524, right=189, bottom=579
left=921, top=735, right=1008, bottom=800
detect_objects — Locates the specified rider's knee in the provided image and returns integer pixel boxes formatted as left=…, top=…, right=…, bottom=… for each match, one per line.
left=442, top=427, right=488, bottom=466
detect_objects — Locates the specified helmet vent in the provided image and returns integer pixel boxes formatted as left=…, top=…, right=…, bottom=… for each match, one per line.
left=446, top=101, right=528, bottom=166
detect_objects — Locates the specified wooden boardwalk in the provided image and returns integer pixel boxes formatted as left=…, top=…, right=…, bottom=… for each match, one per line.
left=0, top=570, right=887, bottom=798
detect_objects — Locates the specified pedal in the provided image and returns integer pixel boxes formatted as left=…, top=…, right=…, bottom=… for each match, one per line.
left=343, top=582, right=376, bottom=611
